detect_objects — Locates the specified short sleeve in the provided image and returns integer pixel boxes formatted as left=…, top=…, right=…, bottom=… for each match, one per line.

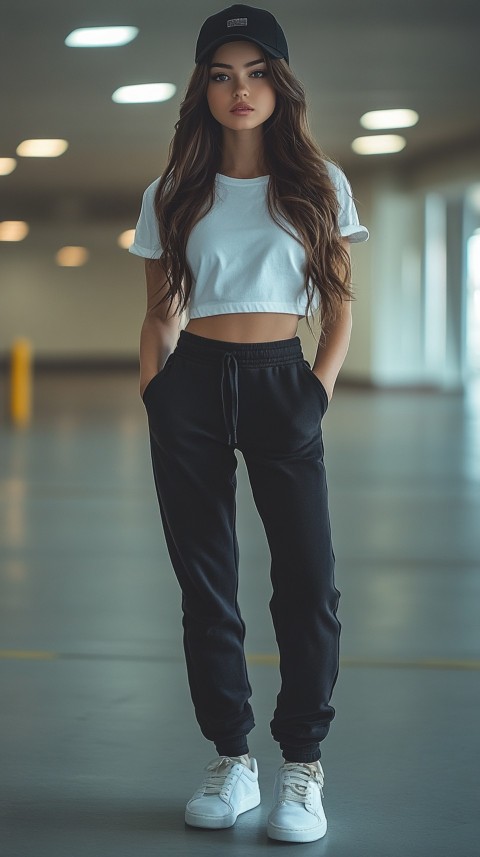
left=128, top=177, right=163, bottom=258
left=325, top=162, right=369, bottom=243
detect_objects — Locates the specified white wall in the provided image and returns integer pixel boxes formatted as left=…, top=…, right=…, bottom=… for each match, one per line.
left=337, top=148, right=480, bottom=388
left=2, top=148, right=480, bottom=389
left=301, top=168, right=427, bottom=386
left=1, top=221, right=148, bottom=359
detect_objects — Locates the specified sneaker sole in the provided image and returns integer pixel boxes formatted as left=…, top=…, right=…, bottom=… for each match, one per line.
left=267, top=817, right=327, bottom=842
left=185, top=790, right=261, bottom=829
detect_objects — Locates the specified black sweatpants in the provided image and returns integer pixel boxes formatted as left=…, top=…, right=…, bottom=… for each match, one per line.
left=142, top=329, right=341, bottom=764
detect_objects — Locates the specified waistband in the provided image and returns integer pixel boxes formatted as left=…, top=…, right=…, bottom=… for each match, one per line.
left=176, top=329, right=304, bottom=367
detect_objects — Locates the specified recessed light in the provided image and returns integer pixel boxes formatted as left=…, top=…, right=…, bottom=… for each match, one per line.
left=360, top=109, right=419, bottom=130
left=0, top=221, right=29, bottom=241
left=118, top=229, right=136, bottom=249
left=352, top=135, right=407, bottom=155
left=17, top=139, right=69, bottom=157
left=65, top=27, right=139, bottom=47
left=55, top=247, right=90, bottom=267
left=112, top=83, right=176, bottom=104
left=0, top=158, right=17, bottom=175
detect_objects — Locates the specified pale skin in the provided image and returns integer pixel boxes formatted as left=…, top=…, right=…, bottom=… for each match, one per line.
left=139, top=39, right=353, bottom=402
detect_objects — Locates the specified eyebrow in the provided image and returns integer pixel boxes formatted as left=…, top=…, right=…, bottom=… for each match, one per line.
left=209, top=58, right=266, bottom=69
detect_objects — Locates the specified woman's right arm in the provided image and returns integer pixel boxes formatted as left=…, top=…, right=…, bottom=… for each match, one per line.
left=139, top=258, right=183, bottom=398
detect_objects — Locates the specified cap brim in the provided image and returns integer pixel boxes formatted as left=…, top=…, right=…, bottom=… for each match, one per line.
left=196, top=35, right=284, bottom=64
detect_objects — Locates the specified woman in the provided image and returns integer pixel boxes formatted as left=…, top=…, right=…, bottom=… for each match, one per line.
left=129, top=3, right=369, bottom=843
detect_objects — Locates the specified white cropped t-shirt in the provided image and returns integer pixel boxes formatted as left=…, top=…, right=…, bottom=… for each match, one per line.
left=128, top=161, right=369, bottom=318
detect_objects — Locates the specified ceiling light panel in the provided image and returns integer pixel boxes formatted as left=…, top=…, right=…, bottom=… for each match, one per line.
left=55, top=246, right=90, bottom=266
left=0, top=221, right=29, bottom=241
left=17, top=140, right=69, bottom=157
left=352, top=135, right=407, bottom=155
left=118, top=229, right=136, bottom=249
left=0, top=158, right=17, bottom=175
left=360, top=109, right=419, bottom=130
left=65, top=27, right=139, bottom=47
left=112, top=83, right=176, bottom=104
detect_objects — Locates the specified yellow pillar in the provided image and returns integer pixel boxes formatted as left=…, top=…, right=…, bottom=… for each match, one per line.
left=10, top=338, right=33, bottom=426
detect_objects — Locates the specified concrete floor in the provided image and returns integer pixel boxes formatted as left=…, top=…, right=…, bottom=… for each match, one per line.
left=1, top=370, right=479, bottom=857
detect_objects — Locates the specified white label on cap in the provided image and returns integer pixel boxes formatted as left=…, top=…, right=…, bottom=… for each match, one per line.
left=227, top=18, right=247, bottom=27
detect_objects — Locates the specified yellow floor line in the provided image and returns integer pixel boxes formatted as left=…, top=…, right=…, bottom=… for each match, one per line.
left=0, top=650, right=479, bottom=670
left=0, top=650, right=58, bottom=660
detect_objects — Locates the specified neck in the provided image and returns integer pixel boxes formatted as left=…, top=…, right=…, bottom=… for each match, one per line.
left=219, top=129, right=267, bottom=179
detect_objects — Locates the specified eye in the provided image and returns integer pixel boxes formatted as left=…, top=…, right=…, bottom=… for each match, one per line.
left=209, top=70, right=267, bottom=82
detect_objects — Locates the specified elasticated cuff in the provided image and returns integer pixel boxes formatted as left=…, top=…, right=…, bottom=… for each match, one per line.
left=215, top=736, right=250, bottom=757
left=281, top=744, right=321, bottom=763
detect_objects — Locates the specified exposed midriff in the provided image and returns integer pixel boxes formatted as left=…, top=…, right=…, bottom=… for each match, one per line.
left=184, top=312, right=301, bottom=343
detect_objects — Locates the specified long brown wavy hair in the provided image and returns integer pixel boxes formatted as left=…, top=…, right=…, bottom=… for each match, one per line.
left=153, top=45, right=354, bottom=338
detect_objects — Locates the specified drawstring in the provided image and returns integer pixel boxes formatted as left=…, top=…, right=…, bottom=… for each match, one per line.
left=175, top=331, right=304, bottom=448
left=220, top=352, right=239, bottom=446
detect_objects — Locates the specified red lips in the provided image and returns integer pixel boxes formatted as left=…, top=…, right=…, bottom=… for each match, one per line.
left=230, top=103, right=254, bottom=112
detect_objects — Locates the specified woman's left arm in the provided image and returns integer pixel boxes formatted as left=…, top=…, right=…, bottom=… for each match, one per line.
left=311, top=238, right=353, bottom=402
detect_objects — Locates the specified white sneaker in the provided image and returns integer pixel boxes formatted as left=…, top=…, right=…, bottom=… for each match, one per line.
left=185, top=755, right=261, bottom=829
left=267, top=760, right=327, bottom=843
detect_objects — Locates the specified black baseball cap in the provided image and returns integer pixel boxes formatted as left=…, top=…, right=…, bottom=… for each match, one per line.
left=195, top=3, right=289, bottom=65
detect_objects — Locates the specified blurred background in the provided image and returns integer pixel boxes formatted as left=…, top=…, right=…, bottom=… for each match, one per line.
left=1, top=2, right=479, bottom=856
left=1, top=0, right=480, bottom=383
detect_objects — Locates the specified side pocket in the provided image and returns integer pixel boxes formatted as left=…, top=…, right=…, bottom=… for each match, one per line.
left=141, top=353, right=175, bottom=404
left=301, top=360, right=329, bottom=414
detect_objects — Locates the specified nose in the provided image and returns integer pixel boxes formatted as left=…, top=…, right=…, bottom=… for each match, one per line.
left=233, top=82, right=249, bottom=97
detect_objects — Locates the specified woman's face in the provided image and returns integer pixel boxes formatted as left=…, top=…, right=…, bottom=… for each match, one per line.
left=206, top=40, right=276, bottom=130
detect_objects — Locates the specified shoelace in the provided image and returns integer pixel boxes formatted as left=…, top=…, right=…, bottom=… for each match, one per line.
left=279, top=762, right=325, bottom=802
left=202, top=756, right=240, bottom=795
